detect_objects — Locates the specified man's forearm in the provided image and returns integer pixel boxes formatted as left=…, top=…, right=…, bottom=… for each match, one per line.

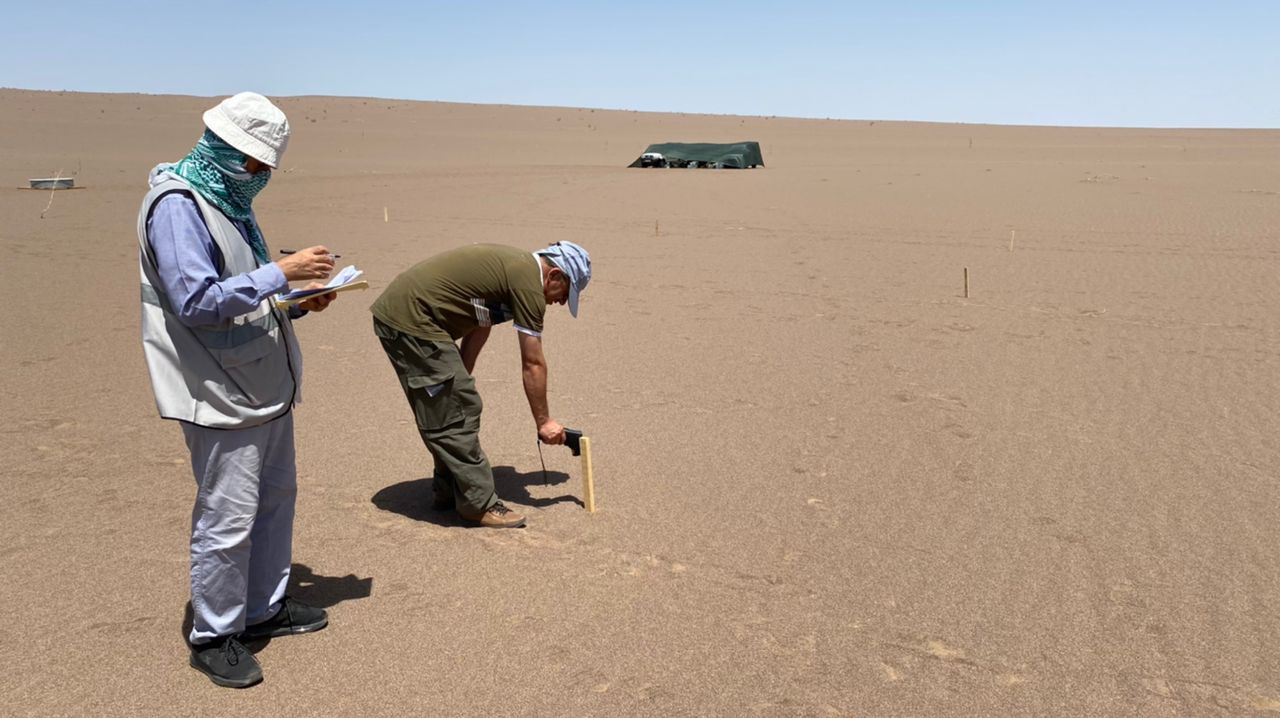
left=522, top=362, right=551, bottom=425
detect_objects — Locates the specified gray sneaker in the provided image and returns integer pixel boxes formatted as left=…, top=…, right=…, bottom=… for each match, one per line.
left=189, top=636, right=262, bottom=688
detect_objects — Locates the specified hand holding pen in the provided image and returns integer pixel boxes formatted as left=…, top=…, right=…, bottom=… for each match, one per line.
left=280, top=248, right=340, bottom=259
left=276, top=246, right=336, bottom=281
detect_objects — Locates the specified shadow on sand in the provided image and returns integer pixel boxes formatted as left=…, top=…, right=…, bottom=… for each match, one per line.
left=181, top=563, right=372, bottom=650
left=371, top=464, right=583, bottom=526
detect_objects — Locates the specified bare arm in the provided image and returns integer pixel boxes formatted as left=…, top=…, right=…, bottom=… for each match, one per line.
left=459, top=325, right=491, bottom=374
left=518, top=331, right=565, bottom=443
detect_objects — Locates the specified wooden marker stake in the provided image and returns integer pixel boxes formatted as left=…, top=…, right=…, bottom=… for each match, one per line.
left=1009, top=229, right=1015, bottom=252
left=580, top=436, right=596, bottom=513
left=964, top=267, right=969, bottom=298
left=384, top=207, right=389, bottom=223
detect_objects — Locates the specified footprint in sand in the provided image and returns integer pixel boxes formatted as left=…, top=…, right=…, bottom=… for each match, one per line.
left=886, top=636, right=986, bottom=671
left=1252, top=696, right=1280, bottom=711
left=634, top=683, right=670, bottom=701
left=610, top=551, right=692, bottom=579
left=928, top=393, right=968, bottom=408
left=1141, top=677, right=1175, bottom=698
left=925, top=639, right=965, bottom=661
left=1108, top=582, right=1147, bottom=609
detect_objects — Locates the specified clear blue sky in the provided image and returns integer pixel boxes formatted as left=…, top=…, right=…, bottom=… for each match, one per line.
left=2, top=1, right=1276, bottom=128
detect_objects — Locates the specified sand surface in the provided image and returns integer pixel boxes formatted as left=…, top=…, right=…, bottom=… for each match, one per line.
left=3, top=88, right=1280, bottom=716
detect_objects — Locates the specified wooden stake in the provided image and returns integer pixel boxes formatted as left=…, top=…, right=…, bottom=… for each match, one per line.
left=384, top=206, right=389, bottom=223
left=1009, top=229, right=1015, bottom=252
left=963, top=267, right=969, bottom=298
left=580, top=436, right=596, bottom=513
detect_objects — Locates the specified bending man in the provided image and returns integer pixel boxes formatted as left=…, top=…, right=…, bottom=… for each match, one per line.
left=371, top=241, right=591, bottom=528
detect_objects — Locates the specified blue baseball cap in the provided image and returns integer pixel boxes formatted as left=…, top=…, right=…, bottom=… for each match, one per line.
left=538, top=241, right=592, bottom=317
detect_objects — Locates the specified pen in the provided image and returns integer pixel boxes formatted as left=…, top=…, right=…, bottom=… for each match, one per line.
left=279, top=249, right=341, bottom=259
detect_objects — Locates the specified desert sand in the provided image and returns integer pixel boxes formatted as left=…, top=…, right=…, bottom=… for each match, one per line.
left=3, top=88, right=1280, bottom=716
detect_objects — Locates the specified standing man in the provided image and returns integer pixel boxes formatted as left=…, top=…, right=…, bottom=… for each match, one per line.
left=371, top=242, right=592, bottom=528
left=137, top=92, right=338, bottom=688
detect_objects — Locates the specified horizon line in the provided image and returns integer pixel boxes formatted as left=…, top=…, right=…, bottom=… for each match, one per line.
left=2, top=85, right=1275, bottom=133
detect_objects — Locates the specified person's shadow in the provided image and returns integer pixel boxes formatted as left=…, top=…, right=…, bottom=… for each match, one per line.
left=371, top=464, right=582, bottom=526
left=181, top=563, right=372, bottom=650
left=287, top=563, right=373, bottom=609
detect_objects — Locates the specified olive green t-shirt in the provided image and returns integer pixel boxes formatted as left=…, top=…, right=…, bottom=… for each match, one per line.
left=371, top=243, right=546, bottom=341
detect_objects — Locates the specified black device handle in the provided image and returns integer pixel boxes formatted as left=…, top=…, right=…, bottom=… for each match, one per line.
left=539, top=427, right=583, bottom=456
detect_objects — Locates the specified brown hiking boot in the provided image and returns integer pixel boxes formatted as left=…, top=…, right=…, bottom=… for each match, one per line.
left=461, top=501, right=526, bottom=528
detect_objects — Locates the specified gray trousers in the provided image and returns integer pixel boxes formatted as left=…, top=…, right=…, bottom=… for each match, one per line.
left=374, top=318, right=497, bottom=516
left=180, top=413, right=296, bottom=644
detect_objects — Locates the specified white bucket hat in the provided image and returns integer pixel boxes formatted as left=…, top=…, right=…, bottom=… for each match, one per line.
left=202, top=92, right=290, bottom=168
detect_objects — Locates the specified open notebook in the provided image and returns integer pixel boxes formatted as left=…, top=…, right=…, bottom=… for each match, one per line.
left=274, top=265, right=369, bottom=308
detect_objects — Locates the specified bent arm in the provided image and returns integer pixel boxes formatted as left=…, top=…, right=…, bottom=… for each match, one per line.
left=459, top=325, right=491, bottom=374
left=518, top=331, right=566, bottom=444
left=146, top=194, right=287, bottom=326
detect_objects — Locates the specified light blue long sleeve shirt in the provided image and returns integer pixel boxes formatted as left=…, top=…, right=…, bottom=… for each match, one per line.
left=146, top=193, right=299, bottom=326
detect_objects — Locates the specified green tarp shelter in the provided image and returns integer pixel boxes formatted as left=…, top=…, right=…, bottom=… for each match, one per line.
left=629, top=141, right=764, bottom=169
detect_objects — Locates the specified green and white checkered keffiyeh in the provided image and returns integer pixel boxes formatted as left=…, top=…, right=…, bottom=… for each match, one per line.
left=169, top=129, right=272, bottom=264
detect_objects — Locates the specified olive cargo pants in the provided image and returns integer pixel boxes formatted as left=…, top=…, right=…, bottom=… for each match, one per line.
left=373, top=317, right=498, bottom=516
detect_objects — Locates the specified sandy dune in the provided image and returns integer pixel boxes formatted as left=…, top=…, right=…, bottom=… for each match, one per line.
left=3, top=88, right=1280, bottom=715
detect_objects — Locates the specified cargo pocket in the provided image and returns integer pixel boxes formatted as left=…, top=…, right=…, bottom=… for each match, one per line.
left=407, top=373, right=463, bottom=431
left=212, top=333, right=285, bottom=404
